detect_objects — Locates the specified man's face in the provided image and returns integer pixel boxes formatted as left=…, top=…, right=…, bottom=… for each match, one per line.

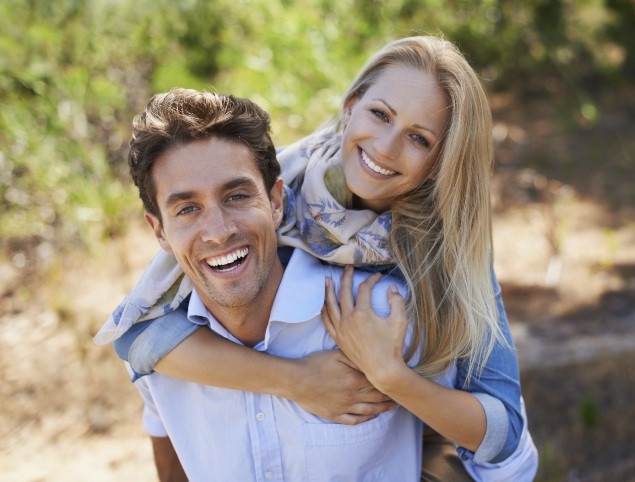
left=145, top=137, right=284, bottom=316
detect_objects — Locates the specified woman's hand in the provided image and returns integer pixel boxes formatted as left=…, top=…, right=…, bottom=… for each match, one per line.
left=322, top=266, right=487, bottom=451
left=321, top=265, right=410, bottom=390
left=289, top=349, right=396, bottom=425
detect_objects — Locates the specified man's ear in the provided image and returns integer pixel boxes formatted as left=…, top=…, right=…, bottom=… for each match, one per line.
left=145, top=211, right=173, bottom=254
left=270, top=178, right=285, bottom=229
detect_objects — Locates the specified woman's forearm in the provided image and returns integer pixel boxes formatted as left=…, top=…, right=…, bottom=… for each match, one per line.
left=155, top=328, right=394, bottom=424
left=369, top=361, right=486, bottom=452
left=156, top=328, right=298, bottom=393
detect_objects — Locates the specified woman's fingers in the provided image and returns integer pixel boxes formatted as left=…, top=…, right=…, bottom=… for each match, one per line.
left=321, top=302, right=337, bottom=341
left=387, top=284, right=410, bottom=342
left=387, top=284, right=407, bottom=320
left=355, top=272, right=382, bottom=308
left=323, top=276, right=343, bottom=343
left=333, top=401, right=396, bottom=425
left=339, top=267, right=382, bottom=312
left=337, top=265, right=355, bottom=312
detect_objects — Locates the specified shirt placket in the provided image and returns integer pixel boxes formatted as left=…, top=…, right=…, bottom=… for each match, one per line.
left=246, top=392, right=284, bottom=481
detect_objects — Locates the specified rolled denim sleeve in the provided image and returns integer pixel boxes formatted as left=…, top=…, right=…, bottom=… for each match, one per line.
left=455, top=270, right=523, bottom=463
left=114, top=307, right=199, bottom=381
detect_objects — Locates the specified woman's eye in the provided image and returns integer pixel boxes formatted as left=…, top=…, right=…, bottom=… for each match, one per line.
left=411, top=133, right=430, bottom=148
left=370, top=109, right=389, bottom=122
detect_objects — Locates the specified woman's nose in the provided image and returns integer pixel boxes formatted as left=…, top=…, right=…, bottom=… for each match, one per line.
left=374, top=130, right=401, bottom=160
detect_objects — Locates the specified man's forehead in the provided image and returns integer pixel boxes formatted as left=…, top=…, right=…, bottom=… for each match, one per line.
left=152, top=137, right=262, bottom=196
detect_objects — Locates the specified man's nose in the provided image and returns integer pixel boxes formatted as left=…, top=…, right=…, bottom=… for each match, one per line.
left=200, top=206, right=238, bottom=244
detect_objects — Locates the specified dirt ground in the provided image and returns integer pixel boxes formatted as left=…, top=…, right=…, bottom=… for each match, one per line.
left=1, top=92, right=634, bottom=481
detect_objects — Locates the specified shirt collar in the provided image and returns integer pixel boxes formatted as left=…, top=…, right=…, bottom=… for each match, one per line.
left=187, top=248, right=326, bottom=337
left=269, top=248, right=325, bottom=324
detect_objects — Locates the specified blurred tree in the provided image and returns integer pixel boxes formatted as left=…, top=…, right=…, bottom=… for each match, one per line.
left=604, top=0, right=635, bottom=78
left=0, top=0, right=633, bottom=266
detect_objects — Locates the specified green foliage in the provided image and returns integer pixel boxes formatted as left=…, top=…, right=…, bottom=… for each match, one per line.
left=0, top=0, right=633, bottom=264
left=579, top=394, right=601, bottom=429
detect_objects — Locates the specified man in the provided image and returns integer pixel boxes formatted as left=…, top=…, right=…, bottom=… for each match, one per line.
left=125, top=89, right=426, bottom=481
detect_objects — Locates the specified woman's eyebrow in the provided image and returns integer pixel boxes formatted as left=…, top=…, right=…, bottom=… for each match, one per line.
left=374, top=98, right=397, bottom=116
left=374, top=98, right=440, bottom=137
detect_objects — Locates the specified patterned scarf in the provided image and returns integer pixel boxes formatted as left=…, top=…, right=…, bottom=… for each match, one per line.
left=94, top=127, right=393, bottom=345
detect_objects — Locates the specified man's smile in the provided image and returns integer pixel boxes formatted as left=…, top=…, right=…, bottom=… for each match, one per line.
left=205, top=247, right=249, bottom=272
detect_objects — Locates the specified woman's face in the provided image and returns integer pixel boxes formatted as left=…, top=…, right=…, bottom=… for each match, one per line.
left=341, top=65, right=450, bottom=213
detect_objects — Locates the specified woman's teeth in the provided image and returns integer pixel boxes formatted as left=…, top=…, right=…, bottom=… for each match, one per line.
left=361, top=150, right=396, bottom=176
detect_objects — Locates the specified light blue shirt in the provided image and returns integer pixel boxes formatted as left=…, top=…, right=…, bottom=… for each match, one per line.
left=132, top=249, right=456, bottom=482
left=117, top=254, right=520, bottom=464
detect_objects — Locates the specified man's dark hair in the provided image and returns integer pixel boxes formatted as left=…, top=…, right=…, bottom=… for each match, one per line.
left=128, top=88, right=280, bottom=220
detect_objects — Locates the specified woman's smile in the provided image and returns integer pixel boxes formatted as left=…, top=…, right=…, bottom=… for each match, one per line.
left=360, top=148, right=397, bottom=176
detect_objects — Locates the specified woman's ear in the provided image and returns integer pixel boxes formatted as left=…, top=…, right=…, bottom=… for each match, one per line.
left=342, top=95, right=357, bottom=126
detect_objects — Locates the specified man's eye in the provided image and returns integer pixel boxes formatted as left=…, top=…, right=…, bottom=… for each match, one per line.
left=177, top=206, right=197, bottom=215
left=228, top=194, right=248, bottom=202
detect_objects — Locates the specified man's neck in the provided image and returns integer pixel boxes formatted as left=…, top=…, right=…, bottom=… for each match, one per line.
left=202, top=259, right=285, bottom=347
left=208, top=304, right=270, bottom=348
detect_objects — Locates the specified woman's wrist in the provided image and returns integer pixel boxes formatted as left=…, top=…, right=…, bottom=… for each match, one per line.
left=269, top=356, right=305, bottom=401
left=365, top=358, right=411, bottom=396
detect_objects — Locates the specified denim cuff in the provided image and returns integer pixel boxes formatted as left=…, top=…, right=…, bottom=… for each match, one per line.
left=473, top=392, right=508, bottom=463
left=114, top=309, right=199, bottom=380
left=457, top=392, right=508, bottom=463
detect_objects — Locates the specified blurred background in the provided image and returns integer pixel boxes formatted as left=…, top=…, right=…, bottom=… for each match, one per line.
left=1, top=0, right=634, bottom=480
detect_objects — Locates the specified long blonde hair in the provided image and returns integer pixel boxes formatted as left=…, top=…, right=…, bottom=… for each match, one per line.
left=341, top=36, right=503, bottom=383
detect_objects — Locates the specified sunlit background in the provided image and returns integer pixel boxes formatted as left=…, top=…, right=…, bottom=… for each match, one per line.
left=1, top=1, right=634, bottom=481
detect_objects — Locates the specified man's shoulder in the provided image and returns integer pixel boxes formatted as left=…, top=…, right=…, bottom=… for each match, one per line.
left=324, top=264, right=407, bottom=317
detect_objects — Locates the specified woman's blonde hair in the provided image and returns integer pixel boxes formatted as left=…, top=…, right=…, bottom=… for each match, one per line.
left=341, top=36, right=503, bottom=383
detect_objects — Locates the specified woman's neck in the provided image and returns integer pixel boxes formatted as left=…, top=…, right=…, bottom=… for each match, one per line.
left=352, top=194, right=391, bottom=213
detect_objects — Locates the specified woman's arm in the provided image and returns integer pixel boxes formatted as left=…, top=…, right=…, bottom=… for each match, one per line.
left=452, top=270, right=524, bottom=463
left=114, top=312, right=395, bottom=425
left=322, top=267, right=486, bottom=451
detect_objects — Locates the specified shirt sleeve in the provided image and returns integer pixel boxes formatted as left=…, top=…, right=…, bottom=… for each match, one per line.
left=114, top=307, right=199, bottom=381
left=455, top=269, right=524, bottom=464
left=129, top=365, right=168, bottom=437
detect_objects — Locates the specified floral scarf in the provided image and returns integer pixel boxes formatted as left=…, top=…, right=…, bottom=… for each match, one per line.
left=94, top=127, right=393, bottom=345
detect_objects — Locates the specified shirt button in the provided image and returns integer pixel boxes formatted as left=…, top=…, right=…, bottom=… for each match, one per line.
left=264, top=471, right=273, bottom=480
left=256, top=412, right=265, bottom=421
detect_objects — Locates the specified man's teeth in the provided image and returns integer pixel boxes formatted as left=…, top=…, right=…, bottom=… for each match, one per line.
left=361, top=150, right=396, bottom=176
left=207, top=248, right=249, bottom=267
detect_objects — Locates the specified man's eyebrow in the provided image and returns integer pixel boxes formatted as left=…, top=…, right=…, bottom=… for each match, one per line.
left=374, top=98, right=440, bottom=138
left=164, top=191, right=196, bottom=208
left=223, top=176, right=259, bottom=191
left=163, top=177, right=259, bottom=208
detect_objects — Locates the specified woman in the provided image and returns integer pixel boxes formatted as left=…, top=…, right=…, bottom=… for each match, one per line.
left=96, top=36, right=537, bottom=480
